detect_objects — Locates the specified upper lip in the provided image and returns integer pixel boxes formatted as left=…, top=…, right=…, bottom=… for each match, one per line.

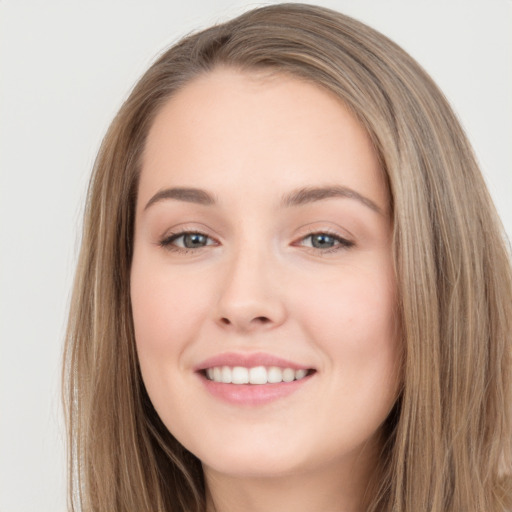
left=194, top=352, right=313, bottom=371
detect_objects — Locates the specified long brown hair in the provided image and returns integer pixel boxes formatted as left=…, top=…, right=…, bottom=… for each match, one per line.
left=63, top=3, right=512, bottom=511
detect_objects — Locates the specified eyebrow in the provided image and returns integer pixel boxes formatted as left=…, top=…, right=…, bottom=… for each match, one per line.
left=281, top=185, right=383, bottom=214
left=144, top=185, right=383, bottom=214
left=144, top=187, right=216, bottom=210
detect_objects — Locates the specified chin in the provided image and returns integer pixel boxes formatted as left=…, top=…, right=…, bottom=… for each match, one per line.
left=200, top=450, right=306, bottom=479
left=192, top=430, right=339, bottom=480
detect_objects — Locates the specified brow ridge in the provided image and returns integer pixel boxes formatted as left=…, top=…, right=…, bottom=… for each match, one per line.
left=281, top=185, right=382, bottom=214
left=144, top=187, right=216, bottom=210
left=143, top=184, right=382, bottom=214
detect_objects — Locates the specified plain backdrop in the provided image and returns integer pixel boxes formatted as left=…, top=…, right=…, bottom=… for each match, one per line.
left=1, top=1, right=511, bottom=510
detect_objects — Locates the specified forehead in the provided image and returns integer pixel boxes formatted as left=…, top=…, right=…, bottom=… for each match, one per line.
left=139, top=67, right=388, bottom=213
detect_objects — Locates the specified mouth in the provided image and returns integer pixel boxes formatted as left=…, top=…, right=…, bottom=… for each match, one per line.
left=201, top=366, right=315, bottom=385
left=195, top=353, right=316, bottom=405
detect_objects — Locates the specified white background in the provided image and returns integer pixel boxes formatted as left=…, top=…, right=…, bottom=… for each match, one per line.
left=1, top=1, right=510, bottom=511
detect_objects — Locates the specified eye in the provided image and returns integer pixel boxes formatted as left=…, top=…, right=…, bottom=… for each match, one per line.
left=299, top=232, right=354, bottom=252
left=159, top=231, right=217, bottom=252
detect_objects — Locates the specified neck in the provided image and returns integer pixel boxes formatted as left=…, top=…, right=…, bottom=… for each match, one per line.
left=204, top=448, right=378, bottom=512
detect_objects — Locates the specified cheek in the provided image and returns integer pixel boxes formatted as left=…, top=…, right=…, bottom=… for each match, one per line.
left=295, top=263, right=400, bottom=387
left=131, top=260, right=209, bottom=352
left=298, top=264, right=397, bottom=340
left=130, top=261, right=215, bottom=412
left=130, top=261, right=214, bottom=427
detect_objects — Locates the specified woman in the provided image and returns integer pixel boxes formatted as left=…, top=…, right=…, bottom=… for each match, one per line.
left=63, top=3, right=512, bottom=511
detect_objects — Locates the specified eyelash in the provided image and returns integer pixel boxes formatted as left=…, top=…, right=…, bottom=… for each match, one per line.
left=159, top=230, right=216, bottom=254
left=158, top=229, right=354, bottom=255
left=298, top=230, right=354, bottom=253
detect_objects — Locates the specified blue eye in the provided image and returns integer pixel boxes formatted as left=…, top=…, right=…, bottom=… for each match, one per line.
left=309, top=233, right=337, bottom=248
left=180, top=233, right=209, bottom=248
left=159, top=230, right=353, bottom=254
left=301, top=232, right=354, bottom=251
left=160, top=231, right=215, bottom=251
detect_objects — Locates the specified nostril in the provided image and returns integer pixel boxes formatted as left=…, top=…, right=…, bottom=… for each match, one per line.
left=254, top=316, right=270, bottom=324
left=219, top=316, right=270, bottom=326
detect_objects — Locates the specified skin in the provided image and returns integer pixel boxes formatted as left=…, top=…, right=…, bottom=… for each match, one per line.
left=131, top=67, right=400, bottom=512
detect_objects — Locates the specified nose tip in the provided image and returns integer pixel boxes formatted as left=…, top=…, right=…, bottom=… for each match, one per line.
left=217, top=297, right=286, bottom=332
left=214, top=255, right=287, bottom=333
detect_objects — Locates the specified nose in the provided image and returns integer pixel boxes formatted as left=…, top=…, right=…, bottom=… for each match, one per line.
left=214, top=246, right=287, bottom=333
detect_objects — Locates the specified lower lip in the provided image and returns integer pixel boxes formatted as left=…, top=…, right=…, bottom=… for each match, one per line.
left=198, top=373, right=314, bottom=406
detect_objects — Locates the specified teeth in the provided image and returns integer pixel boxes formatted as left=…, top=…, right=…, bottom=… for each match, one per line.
left=249, top=366, right=267, bottom=384
left=231, top=366, right=249, bottom=384
left=295, top=369, right=307, bottom=380
left=205, top=365, right=310, bottom=384
left=282, top=368, right=295, bottom=382
left=221, top=366, right=232, bottom=384
left=267, top=366, right=283, bottom=383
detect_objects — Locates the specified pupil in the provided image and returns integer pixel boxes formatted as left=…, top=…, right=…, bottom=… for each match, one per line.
left=312, top=234, right=334, bottom=248
left=184, top=233, right=206, bottom=248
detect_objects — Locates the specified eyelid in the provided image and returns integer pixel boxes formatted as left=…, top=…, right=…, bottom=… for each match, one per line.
left=293, top=227, right=355, bottom=253
left=159, top=228, right=219, bottom=253
left=158, top=222, right=218, bottom=244
left=157, top=225, right=355, bottom=255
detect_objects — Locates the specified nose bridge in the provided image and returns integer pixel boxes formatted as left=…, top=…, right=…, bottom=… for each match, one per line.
left=215, top=234, right=286, bottom=331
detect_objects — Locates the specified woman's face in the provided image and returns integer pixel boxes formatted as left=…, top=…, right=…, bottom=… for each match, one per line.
left=131, top=68, right=400, bottom=482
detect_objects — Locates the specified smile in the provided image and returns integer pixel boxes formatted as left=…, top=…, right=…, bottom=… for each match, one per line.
left=195, top=353, right=316, bottom=405
left=205, top=365, right=311, bottom=384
